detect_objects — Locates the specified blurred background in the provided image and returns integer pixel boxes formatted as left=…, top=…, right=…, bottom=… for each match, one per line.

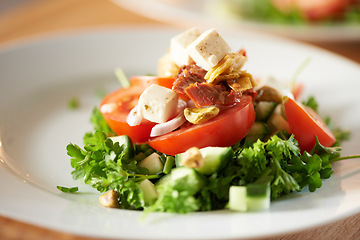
left=0, top=0, right=36, bottom=14
left=0, top=0, right=359, bottom=61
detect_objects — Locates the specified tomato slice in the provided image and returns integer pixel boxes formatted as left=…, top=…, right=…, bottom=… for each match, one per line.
left=100, top=86, right=156, bottom=143
left=130, top=76, right=175, bottom=89
left=148, top=95, right=255, bottom=156
left=101, top=84, right=255, bottom=155
left=284, top=97, right=336, bottom=152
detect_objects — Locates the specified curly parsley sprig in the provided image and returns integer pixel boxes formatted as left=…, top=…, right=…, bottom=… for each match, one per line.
left=67, top=131, right=162, bottom=209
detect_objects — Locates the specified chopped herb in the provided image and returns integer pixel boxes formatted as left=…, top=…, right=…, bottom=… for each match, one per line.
left=89, top=107, right=115, bottom=137
left=114, top=68, right=130, bottom=88
left=302, top=96, right=318, bottom=112
left=67, top=97, right=80, bottom=110
left=95, top=86, right=107, bottom=99
left=57, top=186, right=78, bottom=193
left=67, top=131, right=163, bottom=209
left=290, top=57, right=311, bottom=90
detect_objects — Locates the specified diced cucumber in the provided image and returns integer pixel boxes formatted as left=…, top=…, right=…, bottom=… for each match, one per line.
left=175, top=147, right=234, bottom=175
left=156, top=167, right=206, bottom=195
left=229, top=184, right=270, bottom=212
left=138, top=152, right=164, bottom=175
left=246, top=184, right=271, bottom=212
left=109, top=135, right=134, bottom=158
left=229, top=186, right=247, bottom=211
left=245, top=122, right=270, bottom=142
left=138, top=179, right=158, bottom=204
left=255, top=101, right=278, bottom=121
left=197, top=147, right=234, bottom=175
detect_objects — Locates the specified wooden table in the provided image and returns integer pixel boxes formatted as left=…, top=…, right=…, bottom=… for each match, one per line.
left=0, top=1, right=359, bottom=239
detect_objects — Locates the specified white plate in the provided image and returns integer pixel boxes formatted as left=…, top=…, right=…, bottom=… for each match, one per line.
left=113, top=0, right=360, bottom=42
left=1, top=27, right=360, bottom=240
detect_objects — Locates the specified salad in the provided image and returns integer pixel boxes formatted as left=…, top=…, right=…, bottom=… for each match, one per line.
left=64, top=28, right=354, bottom=214
left=209, top=0, right=360, bottom=25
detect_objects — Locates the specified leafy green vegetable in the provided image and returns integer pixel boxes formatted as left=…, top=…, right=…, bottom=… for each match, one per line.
left=146, top=183, right=200, bottom=214
left=221, top=0, right=360, bottom=25
left=231, top=135, right=342, bottom=200
left=144, top=168, right=204, bottom=214
left=57, top=186, right=78, bottom=193
left=89, top=107, right=115, bottom=137
left=66, top=91, right=356, bottom=214
left=66, top=124, right=354, bottom=214
left=302, top=96, right=318, bottom=112
left=67, top=130, right=162, bottom=209
left=222, top=0, right=305, bottom=25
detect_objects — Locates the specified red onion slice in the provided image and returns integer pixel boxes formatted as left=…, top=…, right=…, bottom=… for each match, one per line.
left=126, top=105, right=143, bottom=126
left=150, top=100, right=187, bottom=137
left=150, top=112, right=186, bottom=137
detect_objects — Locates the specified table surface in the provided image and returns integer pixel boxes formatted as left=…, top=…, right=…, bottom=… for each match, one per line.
left=0, top=0, right=359, bottom=239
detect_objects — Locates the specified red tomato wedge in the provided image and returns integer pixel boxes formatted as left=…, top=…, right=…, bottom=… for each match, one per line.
left=100, top=86, right=156, bottom=143
left=148, top=95, right=255, bottom=155
left=284, top=97, right=336, bottom=152
left=130, top=76, right=175, bottom=89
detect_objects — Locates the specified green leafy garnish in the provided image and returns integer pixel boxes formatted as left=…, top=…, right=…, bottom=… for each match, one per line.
left=220, top=0, right=360, bottom=25
left=231, top=135, right=341, bottom=200
left=144, top=170, right=203, bottom=215
left=67, top=131, right=162, bottom=209
left=57, top=186, right=78, bottom=193
left=89, top=107, right=115, bottom=137
left=65, top=91, right=358, bottom=214
left=67, top=97, right=80, bottom=110
left=302, top=95, right=318, bottom=112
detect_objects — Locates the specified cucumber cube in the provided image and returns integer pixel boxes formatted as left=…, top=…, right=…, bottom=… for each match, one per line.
left=139, top=179, right=158, bottom=204
left=229, top=186, right=247, bottom=212
left=109, top=135, right=134, bottom=158
left=138, top=152, right=164, bottom=174
left=176, top=146, right=234, bottom=175
left=229, top=184, right=270, bottom=212
left=156, top=167, right=206, bottom=195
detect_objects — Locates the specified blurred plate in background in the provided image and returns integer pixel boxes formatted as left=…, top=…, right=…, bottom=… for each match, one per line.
left=113, top=0, right=360, bottom=42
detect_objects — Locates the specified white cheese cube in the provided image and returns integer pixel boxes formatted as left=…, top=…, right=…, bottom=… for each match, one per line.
left=187, top=28, right=231, bottom=71
left=170, top=27, right=201, bottom=67
left=138, top=84, right=179, bottom=123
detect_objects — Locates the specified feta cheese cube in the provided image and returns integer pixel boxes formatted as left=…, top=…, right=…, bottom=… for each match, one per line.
left=138, top=84, right=179, bottom=123
left=170, top=27, right=201, bottom=67
left=187, top=28, right=231, bottom=71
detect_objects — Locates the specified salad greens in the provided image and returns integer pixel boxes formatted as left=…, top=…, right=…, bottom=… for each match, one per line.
left=67, top=130, right=162, bottom=209
left=64, top=95, right=353, bottom=214
left=216, top=0, right=360, bottom=25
